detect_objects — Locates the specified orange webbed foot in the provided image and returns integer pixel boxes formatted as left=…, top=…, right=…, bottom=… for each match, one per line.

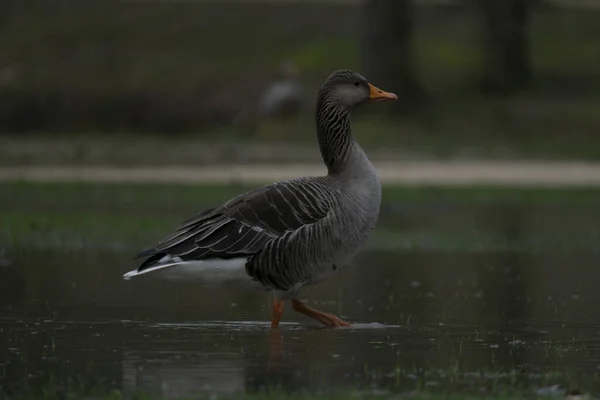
left=290, top=298, right=351, bottom=328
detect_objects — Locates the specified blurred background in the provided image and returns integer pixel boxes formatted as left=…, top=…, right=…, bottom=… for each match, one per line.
left=2, top=1, right=600, bottom=399
left=1, top=0, right=600, bottom=164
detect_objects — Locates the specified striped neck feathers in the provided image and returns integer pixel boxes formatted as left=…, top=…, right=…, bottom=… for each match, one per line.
left=315, top=93, right=356, bottom=174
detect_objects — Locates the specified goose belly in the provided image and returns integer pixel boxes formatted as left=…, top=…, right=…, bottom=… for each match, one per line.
left=308, top=256, right=351, bottom=285
left=307, top=224, right=374, bottom=285
left=308, top=197, right=380, bottom=283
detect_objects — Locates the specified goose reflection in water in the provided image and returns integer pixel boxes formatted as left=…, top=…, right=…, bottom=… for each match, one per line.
left=120, top=323, right=360, bottom=398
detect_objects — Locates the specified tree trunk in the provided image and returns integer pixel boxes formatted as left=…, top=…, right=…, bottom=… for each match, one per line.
left=362, top=0, right=422, bottom=110
left=0, top=0, right=16, bottom=31
left=479, top=0, right=532, bottom=95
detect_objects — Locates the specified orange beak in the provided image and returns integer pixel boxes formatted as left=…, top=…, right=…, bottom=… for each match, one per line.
left=368, top=83, right=398, bottom=102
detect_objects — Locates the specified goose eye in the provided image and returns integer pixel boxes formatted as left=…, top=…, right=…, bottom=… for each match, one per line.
left=353, top=82, right=360, bottom=87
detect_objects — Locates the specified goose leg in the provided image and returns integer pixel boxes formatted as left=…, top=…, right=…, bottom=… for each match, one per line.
left=291, top=298, right=350, bottom=328
left=267, top=329, right=283, bottom=368
left=271, top=298, right=285, bottom=329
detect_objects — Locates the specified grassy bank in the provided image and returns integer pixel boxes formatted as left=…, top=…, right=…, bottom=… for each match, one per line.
left=2, top=182, right=600, bottom=253
left=5, top=126, right=600, bottom=167
left=8, top=390, right=595, bottom=400
left=3, top=2, right=599, bottom=97
left=1, top=1, right=600, bottom=162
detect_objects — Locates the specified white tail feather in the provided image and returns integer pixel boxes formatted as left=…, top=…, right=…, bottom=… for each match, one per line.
left=122, top=256, right=258, bottom=288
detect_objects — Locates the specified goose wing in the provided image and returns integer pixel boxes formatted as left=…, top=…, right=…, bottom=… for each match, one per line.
left=135, top=178, right=333, bottom=271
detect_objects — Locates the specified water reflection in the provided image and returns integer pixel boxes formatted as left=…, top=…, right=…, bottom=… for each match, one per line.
left=1, top=248, right=600, bottom=397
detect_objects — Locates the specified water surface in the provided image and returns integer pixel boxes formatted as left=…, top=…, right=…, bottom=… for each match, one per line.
left=2, top=185, right=600, bottom=398
left=2, top=249, right=600, bottom=398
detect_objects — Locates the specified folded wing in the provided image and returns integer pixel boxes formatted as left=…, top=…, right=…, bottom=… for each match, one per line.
left=135, top=178, right=334, bottom=272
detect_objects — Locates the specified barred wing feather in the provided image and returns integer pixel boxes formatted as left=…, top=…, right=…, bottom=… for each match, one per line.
left=135, top=179, right=333, bottom=272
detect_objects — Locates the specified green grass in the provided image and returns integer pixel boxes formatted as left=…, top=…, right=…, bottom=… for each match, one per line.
left=4, top=181, right=600, bottom=208
left=5, top=355, right=596, bottom=400
left=3, top=2, right=599, bottom=94
left=4, top=379, right=595, bottom=400
left=6, top=127, right=600, bottom=167
left=7, top=392, right=592, bottom=400
left=2, top=2, right=600, bottom=161
left=4, top=369, right=594, bottom=400
left=2, top=182, right=600, bottom=253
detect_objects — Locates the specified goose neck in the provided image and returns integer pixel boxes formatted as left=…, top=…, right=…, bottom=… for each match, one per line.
left=316, top=97, right=356, bottom=175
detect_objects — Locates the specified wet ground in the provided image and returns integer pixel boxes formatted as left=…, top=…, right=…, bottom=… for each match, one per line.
left=2, top=249, right=600, bottom=399
left=1, top=184, right=600, bottom=398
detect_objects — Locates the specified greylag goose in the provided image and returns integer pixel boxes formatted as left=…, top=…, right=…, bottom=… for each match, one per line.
left=256, top=61, right=304, bottom=119
left=123, top=70, right=397, bottom=328
left=233, top=61, right=304, bottom=137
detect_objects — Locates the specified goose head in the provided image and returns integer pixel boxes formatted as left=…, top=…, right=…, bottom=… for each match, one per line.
left=319, top=69, right=398, bottom=109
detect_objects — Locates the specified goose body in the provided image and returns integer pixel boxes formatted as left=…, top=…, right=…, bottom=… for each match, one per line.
left=123, top=70, right=397, bottom=328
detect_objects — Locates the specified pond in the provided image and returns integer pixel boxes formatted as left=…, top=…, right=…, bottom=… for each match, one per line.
left=1, top=184, right=600, bottom=399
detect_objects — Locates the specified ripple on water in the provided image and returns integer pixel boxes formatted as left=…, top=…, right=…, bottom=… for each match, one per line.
left=148, top=320, right=402, bottom=331
left=149, top=320, right=299, bottom=331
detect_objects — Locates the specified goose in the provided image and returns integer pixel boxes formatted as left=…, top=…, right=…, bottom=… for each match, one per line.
left=234, top=61, right=304, bottom=137
left=123, top=70, right=397, bottom=328
left=256, top=61, right=304, bottom=119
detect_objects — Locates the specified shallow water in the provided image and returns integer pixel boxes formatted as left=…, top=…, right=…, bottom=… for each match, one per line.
left=2, top=248, right=600, bottom=398
left=2, top=185, right=600, bottom=397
